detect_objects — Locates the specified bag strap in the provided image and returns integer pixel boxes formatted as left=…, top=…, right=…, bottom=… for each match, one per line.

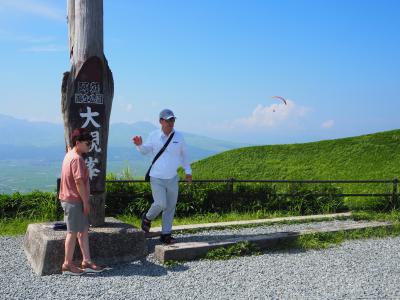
left=149, top=131, right=175, bottom=168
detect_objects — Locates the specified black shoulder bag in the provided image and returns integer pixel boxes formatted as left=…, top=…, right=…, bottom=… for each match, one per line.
left=144, top=132, right=175, bottom=182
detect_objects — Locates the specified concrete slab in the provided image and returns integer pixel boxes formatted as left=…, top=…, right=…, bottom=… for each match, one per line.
left=24, top=217, right=147, bottom=276
left=154, top=221, right=391, bottom=263
left=147, top=212, right=352, bottom=237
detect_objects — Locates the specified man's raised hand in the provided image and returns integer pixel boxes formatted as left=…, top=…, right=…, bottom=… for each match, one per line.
left=132, top=136, right=143, bottom=146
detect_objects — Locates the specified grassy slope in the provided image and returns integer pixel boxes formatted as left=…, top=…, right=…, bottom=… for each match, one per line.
left=191, top=129, right=400, bottom=193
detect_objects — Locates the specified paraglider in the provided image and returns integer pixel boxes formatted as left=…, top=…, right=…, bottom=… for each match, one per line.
left=271, top=96, right=287, bottom=105
left=271, top=96, right=287, bottom=112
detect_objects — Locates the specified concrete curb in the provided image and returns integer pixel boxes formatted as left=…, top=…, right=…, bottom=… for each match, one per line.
left=147, top=212, right=352, bottom=237
left=154, top=220, right=392, bottom=263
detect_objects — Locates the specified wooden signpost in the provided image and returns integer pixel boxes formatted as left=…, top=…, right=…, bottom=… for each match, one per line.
left=61, top=0, right=113, bottom=226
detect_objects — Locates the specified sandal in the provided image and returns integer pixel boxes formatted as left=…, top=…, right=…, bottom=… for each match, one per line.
left=160, top=234, right=177, bottom=245
left=62, top=264, right=85, bottom=276
left=81, top=261, right=106, bottom=273
left=141, top=213, right=152, bottom=233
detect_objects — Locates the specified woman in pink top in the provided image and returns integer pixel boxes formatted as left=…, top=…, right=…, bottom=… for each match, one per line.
left=59, top=128, right=104, bottom=275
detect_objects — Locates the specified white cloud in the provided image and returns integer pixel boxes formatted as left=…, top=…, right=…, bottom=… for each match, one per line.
left=126, top=104, right=134, bottom=112
left=0, top=29, right=59, bottom=47
left=321, top=119, right=334, bottom=129
left=16, top=35, right=56, bottom=43
left=0, top=0, right=65, bottom=21
left=20, top=44, right=65, bottom=52
left=115, top=101, right=134, bottom=113
left=219, top=99, right=310, bottom=130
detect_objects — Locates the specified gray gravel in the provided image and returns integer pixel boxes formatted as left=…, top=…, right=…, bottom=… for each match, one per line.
left=2, top=220, right=400, bottom=299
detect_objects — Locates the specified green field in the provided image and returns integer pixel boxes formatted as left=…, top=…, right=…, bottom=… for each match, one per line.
left=0, top=160, right=144, bottom=194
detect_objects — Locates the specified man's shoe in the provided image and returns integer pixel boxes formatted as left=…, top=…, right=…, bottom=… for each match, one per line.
left=141, top=213, right=151, bottom=233
left=160, top=234, right=177, bottom=245
left=62, top=264, right=85, bottom=276
left=81, top=261, right=106, bottom=273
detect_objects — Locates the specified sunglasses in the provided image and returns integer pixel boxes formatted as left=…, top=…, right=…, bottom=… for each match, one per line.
left=163, top=118, right=176, bottom=123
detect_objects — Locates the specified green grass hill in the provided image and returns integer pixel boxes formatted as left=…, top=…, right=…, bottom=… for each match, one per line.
left=191, top=129, right=400, bottom=195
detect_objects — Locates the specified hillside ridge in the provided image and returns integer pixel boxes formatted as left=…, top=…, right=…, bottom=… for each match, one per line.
left=192, top=129, right=400, bottom=182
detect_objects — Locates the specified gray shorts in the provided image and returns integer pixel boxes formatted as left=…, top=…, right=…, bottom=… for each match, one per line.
left=61, top=201, right=89, bottom=232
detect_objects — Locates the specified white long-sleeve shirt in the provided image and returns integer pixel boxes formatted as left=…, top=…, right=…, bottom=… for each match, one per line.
left=137, top=129, right=192, bottom=179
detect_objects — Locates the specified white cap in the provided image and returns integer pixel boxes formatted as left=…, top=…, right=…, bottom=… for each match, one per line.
left=159, top=109, right=176, bottom=120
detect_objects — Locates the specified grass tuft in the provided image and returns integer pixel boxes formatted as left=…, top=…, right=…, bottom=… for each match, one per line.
left=0, top=218, right=48, bottom=236
left=163, top=260, right=182, bottom=267
left=204, top=241, right=261, bottom=260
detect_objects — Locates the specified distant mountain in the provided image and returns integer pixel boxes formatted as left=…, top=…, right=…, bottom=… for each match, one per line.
left=0, top=114, right=64, bottom=147
left=108, top=122, right=244, bottom=153
left=0, top=114, right=244, bottom=154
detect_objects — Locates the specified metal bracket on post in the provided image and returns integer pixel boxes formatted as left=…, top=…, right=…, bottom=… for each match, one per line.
left=393, top=178, right=399, bottom=209
left=229, top=178, right=235, bottom=211
left=56, top=178, right=61, bottom=198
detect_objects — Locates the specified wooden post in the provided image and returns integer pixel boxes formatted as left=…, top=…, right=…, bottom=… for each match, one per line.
left=61, top=0, right=113, bottom=226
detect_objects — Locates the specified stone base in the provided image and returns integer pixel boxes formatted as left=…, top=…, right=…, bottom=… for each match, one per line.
left=24, top=217, right=147, bottom=276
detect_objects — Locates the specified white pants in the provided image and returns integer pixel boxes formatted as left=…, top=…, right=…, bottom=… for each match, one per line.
left=146, top=176, right=179, bottom=234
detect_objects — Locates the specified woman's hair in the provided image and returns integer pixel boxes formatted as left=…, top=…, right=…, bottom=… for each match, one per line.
left=71, top=128, right=92, bottom=146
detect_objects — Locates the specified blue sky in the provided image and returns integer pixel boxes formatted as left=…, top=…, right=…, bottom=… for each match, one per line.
left=0, top=0, right=399, bottom=144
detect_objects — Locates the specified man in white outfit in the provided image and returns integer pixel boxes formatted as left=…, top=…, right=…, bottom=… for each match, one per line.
left=132, top=109, right=192, bottom=244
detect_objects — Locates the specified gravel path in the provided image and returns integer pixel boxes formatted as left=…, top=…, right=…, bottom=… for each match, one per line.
left=2, top=220, right=400, bottom=299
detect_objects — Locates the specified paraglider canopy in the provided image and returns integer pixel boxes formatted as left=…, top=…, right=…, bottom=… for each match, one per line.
left=271, top=96, right=287, bottom=105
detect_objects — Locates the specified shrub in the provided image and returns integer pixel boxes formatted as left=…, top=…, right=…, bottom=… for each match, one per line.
left=2, top=173, right=392, bottom=220
left=104, top=180, right=347, bottom=217
left=0, top=191, right=60, bottom=220
left=345, top=195, right=393, bottom=212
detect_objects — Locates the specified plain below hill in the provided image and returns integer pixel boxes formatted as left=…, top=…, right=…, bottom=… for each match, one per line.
left=191, top=129, right=400, bottom=194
